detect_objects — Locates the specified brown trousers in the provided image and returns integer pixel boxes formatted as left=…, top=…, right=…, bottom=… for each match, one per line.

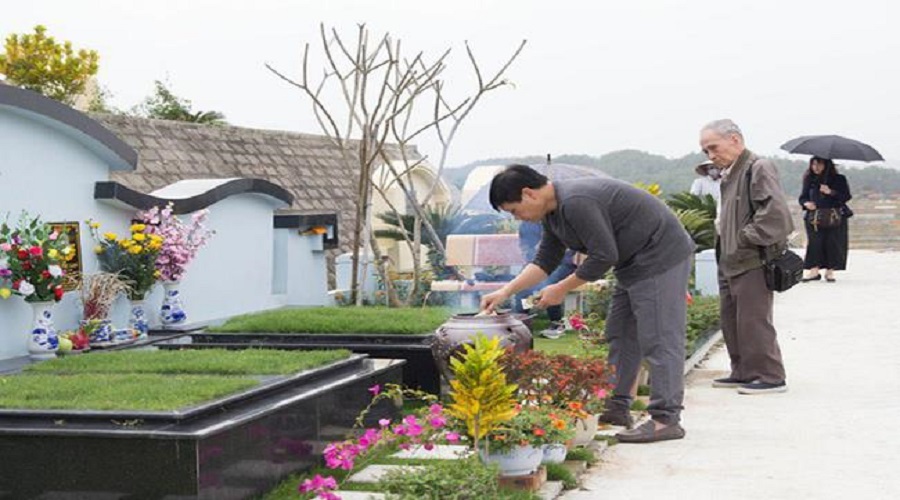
left=718, top=266, right=786, bottom=384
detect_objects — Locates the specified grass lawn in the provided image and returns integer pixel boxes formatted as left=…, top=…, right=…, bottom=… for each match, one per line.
left=0, top=373, right=259, bottom=411
left=209, top=306, right=451, bottom=335
left=25, top=349, right=352, bottom=376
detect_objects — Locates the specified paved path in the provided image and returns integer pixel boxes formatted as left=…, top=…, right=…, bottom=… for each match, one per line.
left=564, top=250, right=900, bottom=500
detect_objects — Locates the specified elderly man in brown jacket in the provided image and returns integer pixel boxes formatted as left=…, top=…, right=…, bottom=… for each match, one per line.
left=700, top=119, right=794, bottom=395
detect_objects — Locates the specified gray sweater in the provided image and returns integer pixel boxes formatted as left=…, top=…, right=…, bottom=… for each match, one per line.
left=533, top=178, right=695, bottom=286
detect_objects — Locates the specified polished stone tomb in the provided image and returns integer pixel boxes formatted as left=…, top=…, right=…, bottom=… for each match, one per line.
left=0, top=355, right=403, bottom=499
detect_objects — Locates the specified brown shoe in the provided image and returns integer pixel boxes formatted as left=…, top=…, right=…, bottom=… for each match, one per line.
left=616, top=420, right=685, bottom=444
left=597, top=407, right=634, bottom=429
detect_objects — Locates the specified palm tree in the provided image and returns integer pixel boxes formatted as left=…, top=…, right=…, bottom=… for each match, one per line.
left=666, top=192, right=717, bottom=252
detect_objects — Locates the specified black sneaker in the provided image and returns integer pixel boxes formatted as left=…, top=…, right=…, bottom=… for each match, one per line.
left=711, top=377, right=749, bottom=388
left=737, top=381, right=788, bottom=395
left=597, top=407, right=634, bottom=429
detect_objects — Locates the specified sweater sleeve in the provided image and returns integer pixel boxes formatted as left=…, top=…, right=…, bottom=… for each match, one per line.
left=798, top=175, right=812, bottom=208
left=831, top=175, right=852, bottom=204
left=531, top=222, right=566, bottom=276
left=563, top=196, right=618, bottom=282
left=740, top=160, right=794, bottom=247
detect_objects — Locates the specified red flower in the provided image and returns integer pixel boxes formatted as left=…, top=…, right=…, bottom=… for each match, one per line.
left=12, top=279, right=21, bottom=290
left=41, top=270, right=51, bottom=279
left=53, top=286, right=64, bottom=301
left=22, top=261, right=32, bottom=271
left=29, top=246, right=43, bottom=257
left=17, top=249, right=28, bottom=260
left=533, top=428, right=545, bottom=437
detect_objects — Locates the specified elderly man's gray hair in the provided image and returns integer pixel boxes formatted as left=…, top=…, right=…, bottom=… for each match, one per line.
left=702, top=119, right=743, bottom=138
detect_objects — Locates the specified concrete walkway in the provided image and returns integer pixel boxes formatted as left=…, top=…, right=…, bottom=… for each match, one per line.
left=564, top=250, right=900, bottom=500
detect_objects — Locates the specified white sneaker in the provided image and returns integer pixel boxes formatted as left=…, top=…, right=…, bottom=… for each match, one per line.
left=540, top=322, right=565, bottom=339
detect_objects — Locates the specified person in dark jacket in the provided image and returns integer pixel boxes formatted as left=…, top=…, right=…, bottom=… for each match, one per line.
left=799, top=157, right=852, bottom=282
left=481, top=164, right=695, bottom=443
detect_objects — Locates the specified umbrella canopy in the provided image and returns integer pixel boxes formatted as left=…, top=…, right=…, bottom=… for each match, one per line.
left=462, top=163, right=608, bottom=213
left=780, top=135, right=884, bottom=162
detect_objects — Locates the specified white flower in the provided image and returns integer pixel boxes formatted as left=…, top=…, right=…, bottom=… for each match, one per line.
left=48, top=265, right=63, bottom=278
left=18, top=281, right=35, bottom=296
left=0, top=257, right=8, bottom=269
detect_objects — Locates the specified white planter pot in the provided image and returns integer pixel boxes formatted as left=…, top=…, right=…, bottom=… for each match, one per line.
left=479, top=445, right=543, bottom=477
left=572, top=414, right=599, bottom=446
left=27, top=301, right=58, bottom=360
left=541, top=443, right=568, bottom=464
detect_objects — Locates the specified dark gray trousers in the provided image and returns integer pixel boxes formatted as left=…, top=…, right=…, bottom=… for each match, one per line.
left=605, top=257, right=691, bottom=425
left=718, top=266, right=787, bottom=384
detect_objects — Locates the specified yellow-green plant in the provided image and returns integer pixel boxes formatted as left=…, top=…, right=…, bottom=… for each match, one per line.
left=0, top=25, right=99, bottom=104
left=445, top=334, right=518, bottom=453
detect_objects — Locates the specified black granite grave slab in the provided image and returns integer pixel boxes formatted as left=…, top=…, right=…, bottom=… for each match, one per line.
left=158, top=332, right=441, bottom=395
left=0, top=356, right=403, bottom=499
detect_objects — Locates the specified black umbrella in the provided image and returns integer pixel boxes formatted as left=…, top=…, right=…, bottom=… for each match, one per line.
left=780, top=135, right=884, bottom=162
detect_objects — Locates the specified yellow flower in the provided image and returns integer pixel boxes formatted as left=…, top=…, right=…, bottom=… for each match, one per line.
left=132, top=233, right=146, bottom=242
left=153, top=270, right=161, bottom=278
left=104, top=232, right=118, bottom=241
left=89, top=221, right=101, bottom=229
left=0, top=288, right=11, bottom=300
left=149, top=234, right=163, bottom=243
left=130, top=224, right=146, bottom=233
left=128, top=245, right=143, bottom=254
left=48, top=249, right=59, bottom=259
left=148, top=242, right=162, bottom=251
left=94, top=245, right=103, bottom=254
left=62, top=245, right=72, bottom=255
left=119, top=239, right=132, bottom=248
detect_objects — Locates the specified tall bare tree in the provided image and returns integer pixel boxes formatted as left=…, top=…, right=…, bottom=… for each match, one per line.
left=267, top=24, right=524, bottom=305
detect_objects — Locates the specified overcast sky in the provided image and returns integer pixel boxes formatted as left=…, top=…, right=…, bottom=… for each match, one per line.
left=3, top=0, right=899, bottom=167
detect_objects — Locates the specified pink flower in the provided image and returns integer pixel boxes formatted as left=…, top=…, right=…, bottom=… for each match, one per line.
left=429, top=404, right=443, bottom=415
left=445, top=432, right=460, bottom=443
left=378, top=418, right=391, bottom=427
left=28, top=246, right=43, bottom=257
left=403, top=415, right=418, bottom=425
left=48, top=231, right=59, bottom=241
left=569, top=314, right=586, bottom=331
left=594, top=388, right=607, bottom=399
left=368, top=384, right=381, bottom=396
left=429, top=415, right=447, bottom=429
left=0, top=243, right=11, bottom=252
left=298, top=474, right=338, bottom=493
left=424, top=442, right=435, bottom=451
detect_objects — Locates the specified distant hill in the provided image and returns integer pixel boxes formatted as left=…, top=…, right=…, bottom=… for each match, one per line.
left=446, top=151, right=900, bottom=199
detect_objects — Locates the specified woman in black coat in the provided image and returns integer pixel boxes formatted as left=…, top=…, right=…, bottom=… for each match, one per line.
left=799, top=156, right=852, bottom=282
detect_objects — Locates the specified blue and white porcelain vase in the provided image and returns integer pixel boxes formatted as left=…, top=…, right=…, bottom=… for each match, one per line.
left=28, top=301, right=59, bottom=360
left=160, top=281, right=187, bottom=325
left=82, top=318, right=113, bottom=345
left=129, top=298, right=149, bottom=339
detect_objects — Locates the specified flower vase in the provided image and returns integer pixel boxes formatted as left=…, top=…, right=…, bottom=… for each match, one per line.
left=82, top=319, right=113, bottom=345
left=28, top=301, right=59, bottom=360
left=129, top=298, right=150, bottom=339
left=160, top=281, right=187, bottom=325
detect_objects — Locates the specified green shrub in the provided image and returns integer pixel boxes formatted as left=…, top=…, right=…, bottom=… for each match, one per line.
left=566, top=447, right=598, bottom=465
left=379, top=456, right=539, bottom=499
left=546, top=462, right=578, bottom=489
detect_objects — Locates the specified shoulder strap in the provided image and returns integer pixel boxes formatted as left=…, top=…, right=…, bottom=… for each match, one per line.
left=744, top=162, right=769, bottom=263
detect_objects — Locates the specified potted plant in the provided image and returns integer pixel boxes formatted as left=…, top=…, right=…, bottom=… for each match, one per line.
left=86, top=219, right=164, bottom=338
left=0, top=212, right=74, bottom=359
left=481, top=404, right=575, bottom=469
left=137, top=203, right=214, bottom=326
left=501, top=349, right=614, bottom=446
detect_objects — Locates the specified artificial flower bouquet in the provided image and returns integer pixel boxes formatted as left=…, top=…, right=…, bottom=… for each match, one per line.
left=0, top=212, right=74, bottom=303
left=86, top=219, right=163, bottom=300
left=136, top=203, right=214, bottom=282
